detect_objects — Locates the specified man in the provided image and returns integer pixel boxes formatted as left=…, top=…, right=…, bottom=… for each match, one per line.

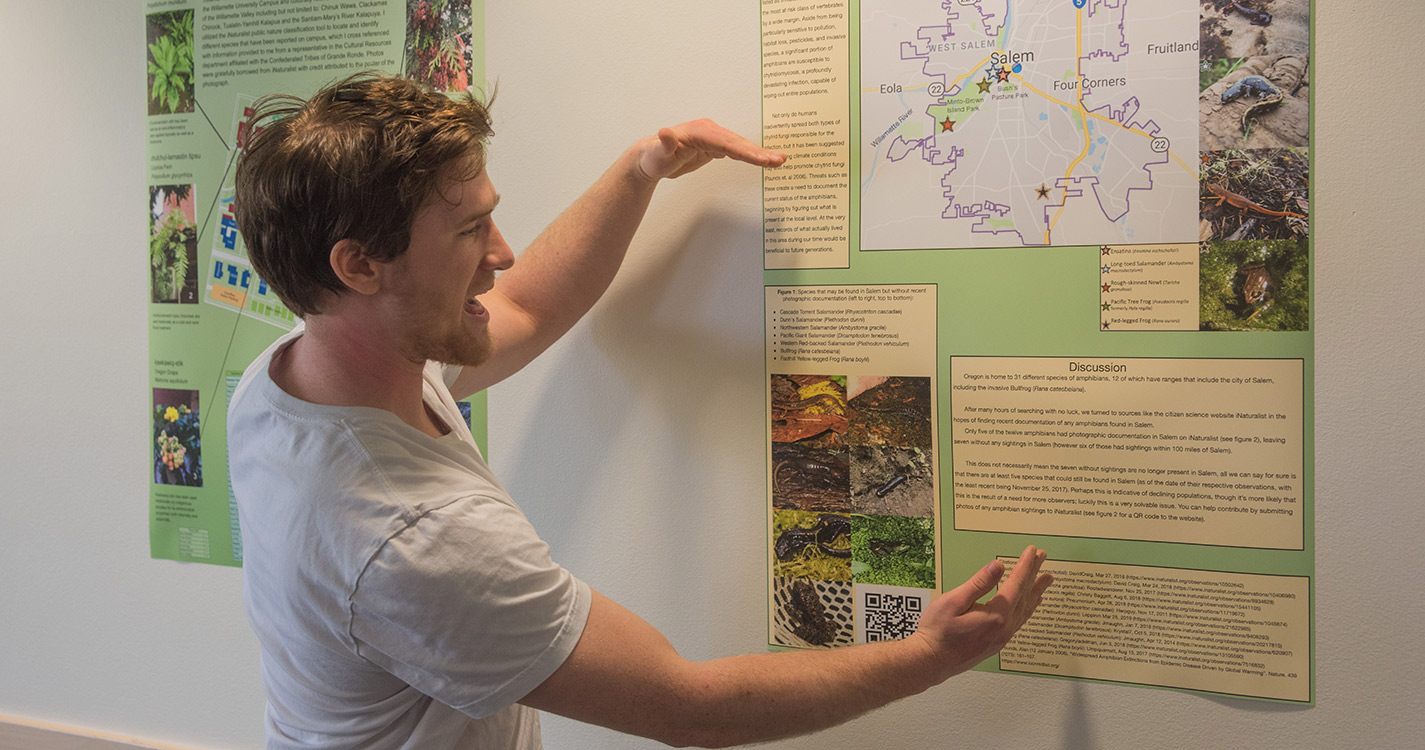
left=230, top=72, right=1052, bottom=748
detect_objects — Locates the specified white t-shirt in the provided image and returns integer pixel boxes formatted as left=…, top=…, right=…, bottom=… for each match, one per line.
left=228, top=330, right=590, bottom=748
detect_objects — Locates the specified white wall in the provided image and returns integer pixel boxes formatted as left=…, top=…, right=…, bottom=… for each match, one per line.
left=1, top=1, right=1421, bottom=747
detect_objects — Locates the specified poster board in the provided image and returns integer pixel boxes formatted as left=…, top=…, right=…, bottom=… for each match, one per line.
left=762, top=0, right=1313, bottom=703
left=145, top=0, right=488, bottom=565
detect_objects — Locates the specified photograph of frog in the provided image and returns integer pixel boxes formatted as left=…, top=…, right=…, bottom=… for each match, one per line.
left=150, top=184, right=199, bottom=304
left=850, top=445, right=933, bottom=518
left=153, top=388, right=203, bottom=487
left=770, top=374, right=848, bottom=449
left=1199, top=238, right=1308, bottom=331
left=145, top=9, right=194, bottom=116
left=772, top=442, right=850, bottom=513
left=1199, top=148, right=1308, bottom=242
left=772, top=510, right=853, bottom=582
left=844, top=376, right=932, bottom=450
left=771, top=577, right=854, bottom=648
left=850, top=514, right=936, bottom=590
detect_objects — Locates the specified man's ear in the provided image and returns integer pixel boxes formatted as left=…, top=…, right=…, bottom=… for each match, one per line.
left=329, top=238, right=382, bottom=295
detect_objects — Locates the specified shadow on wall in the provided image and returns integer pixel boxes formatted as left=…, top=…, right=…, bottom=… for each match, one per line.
left=501, top=212, right=766, bottom=626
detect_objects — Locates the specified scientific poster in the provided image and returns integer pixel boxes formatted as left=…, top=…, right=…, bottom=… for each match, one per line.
left=763, top=0, right=1312, bottom=702
left=146, top=0, right=487, bottom=566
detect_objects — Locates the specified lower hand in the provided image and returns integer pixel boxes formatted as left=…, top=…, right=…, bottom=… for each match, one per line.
left=910, top=545, right=1054, bottom=682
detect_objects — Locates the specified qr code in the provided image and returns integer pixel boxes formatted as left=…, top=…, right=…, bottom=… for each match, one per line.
left=861, top=589, right=925, bottom=642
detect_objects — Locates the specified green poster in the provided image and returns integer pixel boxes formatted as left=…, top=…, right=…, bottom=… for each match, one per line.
left=762, top=0, right=1313, bottom=703
left=146, top=0, right=487, bottom=566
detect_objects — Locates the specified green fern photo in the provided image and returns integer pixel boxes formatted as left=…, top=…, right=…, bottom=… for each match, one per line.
left=150, top=185, right=198, bottom=304
left=146, top=9, right=194, bottom=115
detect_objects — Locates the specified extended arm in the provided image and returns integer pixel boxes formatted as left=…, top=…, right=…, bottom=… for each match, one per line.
left=449, top=121, right=785, bottom=398
left=521, top=546, right=1053, bottom=748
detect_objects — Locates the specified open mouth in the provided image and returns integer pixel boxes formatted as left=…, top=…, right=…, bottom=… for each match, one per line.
left=463, top=295, right=488, bottom=318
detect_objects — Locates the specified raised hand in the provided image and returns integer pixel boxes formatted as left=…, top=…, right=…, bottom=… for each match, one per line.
left=634, top=119, right=787, bottom=182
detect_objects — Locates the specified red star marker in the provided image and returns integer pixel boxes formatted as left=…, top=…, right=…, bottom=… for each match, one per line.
left=940, top=117, right=955, bottom=132
left=1102, top=283, right=1111, bottom=293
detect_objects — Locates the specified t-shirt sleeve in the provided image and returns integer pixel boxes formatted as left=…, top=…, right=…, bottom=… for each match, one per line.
left=348, top=495, right=591, bottom=718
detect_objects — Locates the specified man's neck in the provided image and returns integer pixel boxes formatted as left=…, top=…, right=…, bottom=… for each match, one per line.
left=271, top=314, right=447, bottom=439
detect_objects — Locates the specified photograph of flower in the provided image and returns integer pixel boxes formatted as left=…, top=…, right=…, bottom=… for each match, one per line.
left=153, top=388, right=202, bottom=487
left=404, top=0, right=473, bottom=91
left=146, top=9, right=194, bottom=115
left=150, top=184, right=198, bottom=304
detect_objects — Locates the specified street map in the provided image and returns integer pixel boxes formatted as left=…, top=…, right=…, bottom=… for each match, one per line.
left=861, top=0, right=1200, bottom=250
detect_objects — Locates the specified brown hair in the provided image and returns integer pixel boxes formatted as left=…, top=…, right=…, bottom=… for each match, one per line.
left=234, top=72, right=494, bottom=316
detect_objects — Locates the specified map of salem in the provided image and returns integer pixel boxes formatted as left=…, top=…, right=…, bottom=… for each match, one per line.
left=861, top=0, right=1199, bottom=250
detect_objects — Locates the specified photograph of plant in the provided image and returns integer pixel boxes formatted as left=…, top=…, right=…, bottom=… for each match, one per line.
left=153, top=388, right=202, bottom=487
left=150, top=185, right=198, bottom=304
left=146, top=9, right=194, bottom=116
left=404, top=0, right=473, bottom=92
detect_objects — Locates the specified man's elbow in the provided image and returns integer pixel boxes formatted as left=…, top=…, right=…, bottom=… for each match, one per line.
left=651, top=722, right=749, bottom=749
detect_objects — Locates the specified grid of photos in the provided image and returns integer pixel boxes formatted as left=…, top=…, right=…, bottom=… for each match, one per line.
left=770, top=375, right=938, bottom=648
left=1197, top=0, right=1310, bottom=331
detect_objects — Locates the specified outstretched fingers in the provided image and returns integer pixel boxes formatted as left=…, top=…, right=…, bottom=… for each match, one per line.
left=942, top=558, right=1006, bottom=614
left=996, top=547, right=1052, bottom=628
left=638, top=120, right=787, bottom=181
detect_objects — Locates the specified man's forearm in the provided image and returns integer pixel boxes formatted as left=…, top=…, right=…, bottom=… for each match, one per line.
left=522, top=591, right=947, bottom=749
left=464, top=145, right=658, bottom=390
left=667, top=636, right=941, bottom=747
left=524, top=552, right=1050, bottom=747
left=459, top=121, right=784, bottom=395
left=496, top=146, right=657, bottom=343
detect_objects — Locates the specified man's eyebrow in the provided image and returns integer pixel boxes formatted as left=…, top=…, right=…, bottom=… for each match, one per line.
left=461, top=193, right=501, bottom=226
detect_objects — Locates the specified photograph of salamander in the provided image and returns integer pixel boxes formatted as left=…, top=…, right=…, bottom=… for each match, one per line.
left=850, top=445, right=933, bottom=518
left=1199, top=148, right=1308, bottom=242
left=1199, top=0, right=1309, bottom=60
left=772, top=442, right=850, bottom=513
left=771, top=510, right=853, bottom=582
left=770, top=577, right=854, bottom=648
left=770, top=374, right=848, bottom=449
left=1198, top=238, right=1308, bottom=331
left=850, top=514, right=936, bottom=590
left=844, top=376, right=932, bottom=450
left=1199, top=54, right=1309, bottom=151
left=1199, top=0, right=1309, bottom=151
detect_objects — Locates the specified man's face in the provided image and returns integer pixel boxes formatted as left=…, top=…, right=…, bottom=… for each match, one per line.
left=382, top=158, right=513, bottom=367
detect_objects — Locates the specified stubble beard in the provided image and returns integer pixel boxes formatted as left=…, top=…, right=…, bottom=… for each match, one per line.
left=397, top=294, right=494, bottom=368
